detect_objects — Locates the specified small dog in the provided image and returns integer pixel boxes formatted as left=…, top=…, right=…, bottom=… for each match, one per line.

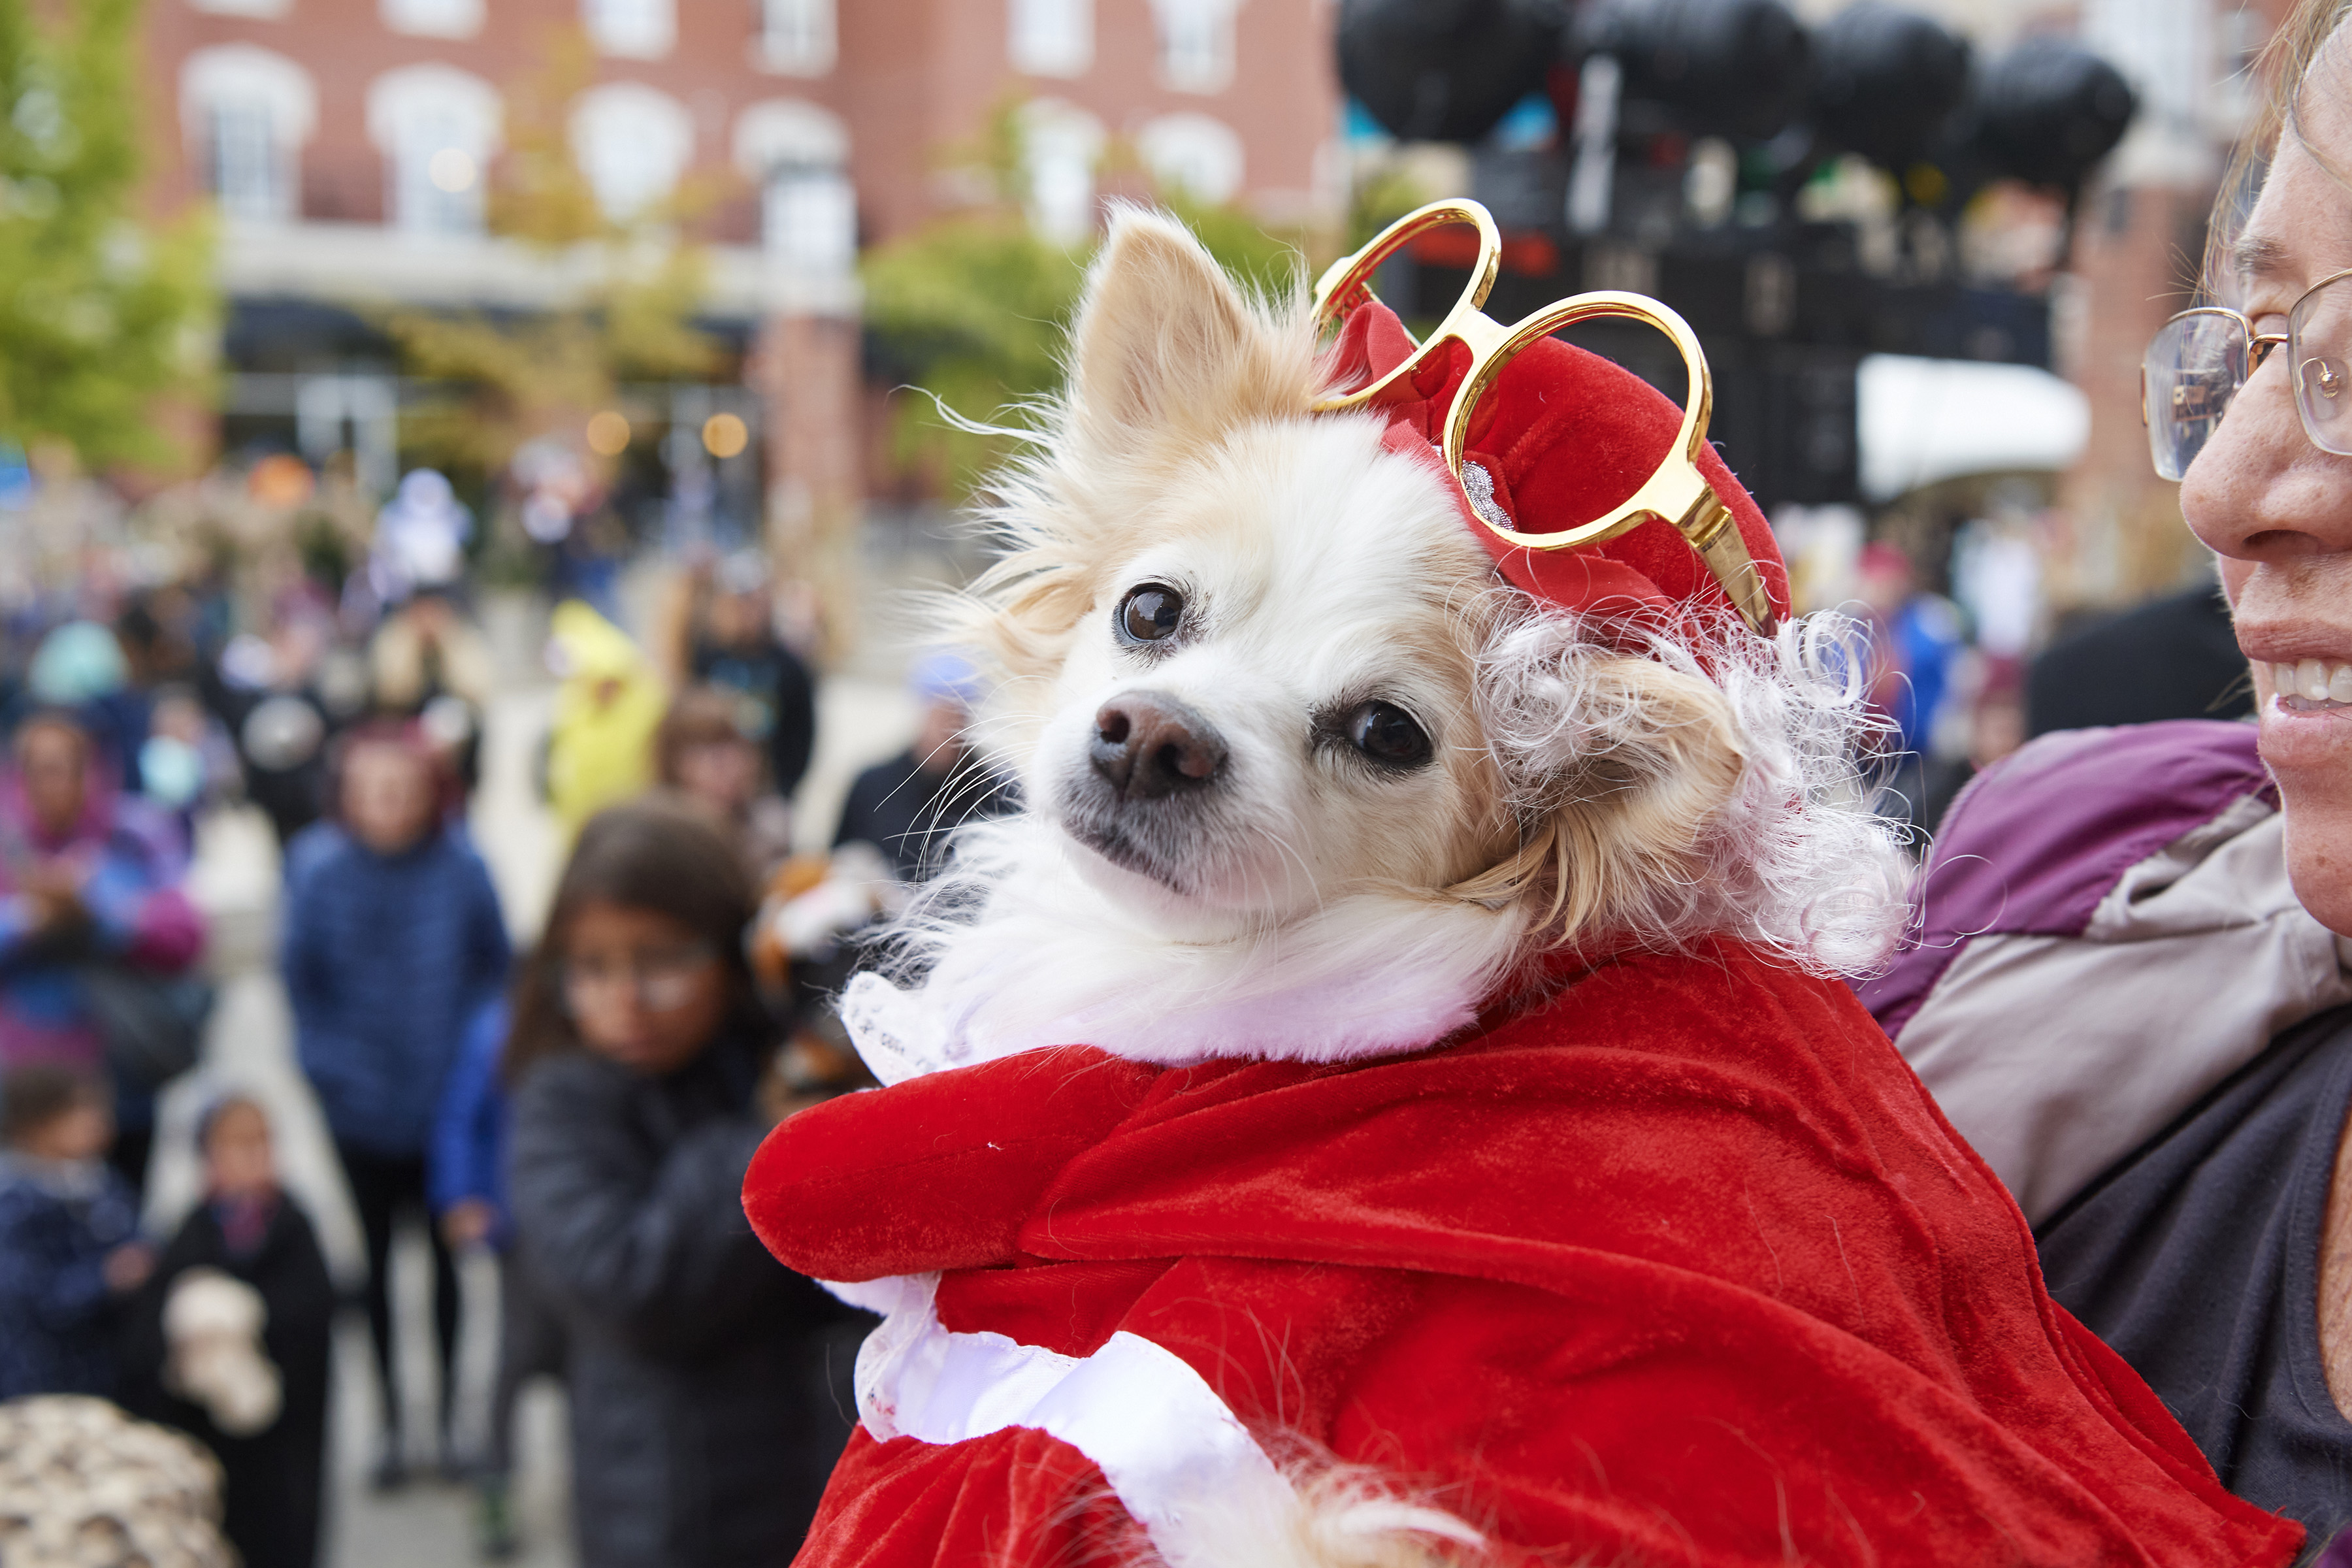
left=847, top=206, right=1900, bottom=1075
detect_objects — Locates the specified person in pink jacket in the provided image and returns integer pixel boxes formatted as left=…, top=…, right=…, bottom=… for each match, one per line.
left=0, top=710, right=207, bottom=1190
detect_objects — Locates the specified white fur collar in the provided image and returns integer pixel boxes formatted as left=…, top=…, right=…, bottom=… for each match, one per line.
left=840, top=817, right=1528, bottom=1083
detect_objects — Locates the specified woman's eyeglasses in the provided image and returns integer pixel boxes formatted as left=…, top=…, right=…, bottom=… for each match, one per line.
left=561, top=942, right=716, bottom=1015
left=2142, top=268, right=2352, bottom=480
left=1309, top=199, right=1778, bottom=635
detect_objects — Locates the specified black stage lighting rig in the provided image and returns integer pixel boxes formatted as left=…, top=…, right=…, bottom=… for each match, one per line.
left=1332, top=0, right=2136, bottom=511
left=1579, top=0, right=1813, bottom=143
left=1808, top=2, right=1971, bottom=178
left=1338, top=0, right=1569, bottom=144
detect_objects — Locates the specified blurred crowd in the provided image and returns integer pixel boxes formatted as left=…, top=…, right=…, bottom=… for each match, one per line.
left=1784, top=500, right=2254, bottom=838
left=0, top=453, right=1016, bottom=1568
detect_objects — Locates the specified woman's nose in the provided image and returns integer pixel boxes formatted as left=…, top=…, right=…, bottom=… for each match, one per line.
left=2181, top=369, right=2352, bottom=563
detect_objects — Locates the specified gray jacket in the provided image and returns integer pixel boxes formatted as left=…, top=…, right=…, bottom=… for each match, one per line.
left=1859, top=719, right=2352, bottom=1224
left=508, top=1039, right=864, bottom=1568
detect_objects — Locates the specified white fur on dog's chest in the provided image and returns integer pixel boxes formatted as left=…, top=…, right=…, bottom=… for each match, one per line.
left=842, top=817, right=1521, bottom=1077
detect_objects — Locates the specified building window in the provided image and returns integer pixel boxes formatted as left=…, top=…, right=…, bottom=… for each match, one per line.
left=1020, top=100, right=1102, bottom=245
left=381, top=0, right=484, bottom=38
left=181, top=45, right=316, bottom=223
left=756, top=0, right=835, bottom=74
left=1152, top=0, right=1238, bottom=94
left=1009, top=0, right=1090, bottom=78
left=369, top=67, right=500, bottom=237
left=583, top=0, right=675, bottom=59
left=1137, top=112, right=1243, bottom=205
left=571, top=83, right=695, bottom=221
left=735, top=99, right=853, bottom=272
left=210, top=101, right=283, bottom=220
left=764, top=168, right=855, bottom=272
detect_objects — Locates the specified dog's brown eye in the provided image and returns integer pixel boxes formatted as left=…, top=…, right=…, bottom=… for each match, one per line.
left=1348, top=702, right=1431, bottom=769
left=1119, top=585, right=1184, bottom=643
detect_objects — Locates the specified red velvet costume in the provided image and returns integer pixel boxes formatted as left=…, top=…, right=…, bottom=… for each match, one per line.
left=745, top=306, right=2302, bottom=1565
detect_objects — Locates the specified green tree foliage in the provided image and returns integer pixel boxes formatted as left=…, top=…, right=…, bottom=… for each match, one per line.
left=0, top=0, right=215, bottom=470
left=859, top=216, right=1084, bottom=499
left=383, top=31, right=721, bottom=488
left=860, top=101, right=1320, bottom=500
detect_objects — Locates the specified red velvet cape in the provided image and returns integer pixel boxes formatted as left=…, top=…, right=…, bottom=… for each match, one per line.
left=747, top=942, right=2300, bottom=1566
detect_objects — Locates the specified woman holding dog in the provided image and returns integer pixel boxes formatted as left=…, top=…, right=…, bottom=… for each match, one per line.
left=1865, top=0, right=2352, bottom=1548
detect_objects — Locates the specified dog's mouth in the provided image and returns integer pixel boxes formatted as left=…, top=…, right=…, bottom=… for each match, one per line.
left=1060, top=811, right=1193, bottom=895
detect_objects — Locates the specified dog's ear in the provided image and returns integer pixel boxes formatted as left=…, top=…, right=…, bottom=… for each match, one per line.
left=1065, top=207, right=1307, bottom=465
left=1459, top=629, right=1747, bottom=943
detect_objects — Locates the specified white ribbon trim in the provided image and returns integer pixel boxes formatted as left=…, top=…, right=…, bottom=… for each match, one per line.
left=823, top=1274, right=1298, bottom=1563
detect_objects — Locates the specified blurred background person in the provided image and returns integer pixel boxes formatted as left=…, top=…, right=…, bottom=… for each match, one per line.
left=369, top=470, right=471, bottom=606
left=680, top=556, right=817, bottom=809
left=122, top=1092, right=335, bottom=1568
left=0, top=710, right=207, bottom=1191
left=21, top=617, right=144, bottom=790
left=654, top=687, right=793, bottom=877
left=834, top=651, right=1017, bottom=881
left=431, top=996, right=563, bottom=1562
left=544, top=602, right=665, bottom=840
left=137, top=683, right=242, bottom=838
left=283, top=723, right=510, bottom=1486
left=114, top=586, right=207, bottom=701
left=370, top=586, right=495, bottom=799
left=213, top=602, right=352, bottom=847
left=504, top=798, right=868, bottom=1568
left=0, top=1063, right=152, bottom=1400
left=2026, top=581, right=2256, bottom=738
left=1855, top=542, right=1967, bottom=833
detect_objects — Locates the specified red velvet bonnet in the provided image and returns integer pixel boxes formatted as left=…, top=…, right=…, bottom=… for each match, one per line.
left=1325, top=301, right=1791, bottom=631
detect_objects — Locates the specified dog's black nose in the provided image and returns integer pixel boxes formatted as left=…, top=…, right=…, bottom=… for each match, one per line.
left=1090, top=694, right=1226, bottom=800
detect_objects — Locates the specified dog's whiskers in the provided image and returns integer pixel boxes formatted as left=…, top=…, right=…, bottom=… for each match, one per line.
left=1249, top=822, right=1327, bottom=917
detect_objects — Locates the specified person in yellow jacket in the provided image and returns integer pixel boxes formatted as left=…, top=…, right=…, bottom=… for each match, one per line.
left=544, top=602, right=666, bottom=838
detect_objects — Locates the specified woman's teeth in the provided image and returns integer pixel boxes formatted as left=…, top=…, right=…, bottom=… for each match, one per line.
left=2272, top=660, right=2352, bottom=710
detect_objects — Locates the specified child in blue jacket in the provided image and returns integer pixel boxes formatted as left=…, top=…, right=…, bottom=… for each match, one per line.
left=284, top=724, right=509, bottom=1485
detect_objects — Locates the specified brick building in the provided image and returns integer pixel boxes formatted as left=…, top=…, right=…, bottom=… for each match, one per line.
left=143, top=0, right=1342, bottom=538
left=2051, top=0, right=2289, bottom=607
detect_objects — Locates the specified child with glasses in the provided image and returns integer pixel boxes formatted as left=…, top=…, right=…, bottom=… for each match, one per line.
left=503, top=796, right=870, bottom=1568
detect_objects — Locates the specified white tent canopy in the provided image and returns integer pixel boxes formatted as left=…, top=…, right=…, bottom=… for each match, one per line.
left=1856, top=353, right=2091, bottom=502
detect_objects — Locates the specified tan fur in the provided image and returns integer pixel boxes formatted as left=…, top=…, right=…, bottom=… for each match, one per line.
left=1452, top=655, right=1747, bottom=947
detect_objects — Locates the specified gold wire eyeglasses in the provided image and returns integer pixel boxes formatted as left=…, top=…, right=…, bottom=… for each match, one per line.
left=2142, top=267, right=2352, bottom=481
